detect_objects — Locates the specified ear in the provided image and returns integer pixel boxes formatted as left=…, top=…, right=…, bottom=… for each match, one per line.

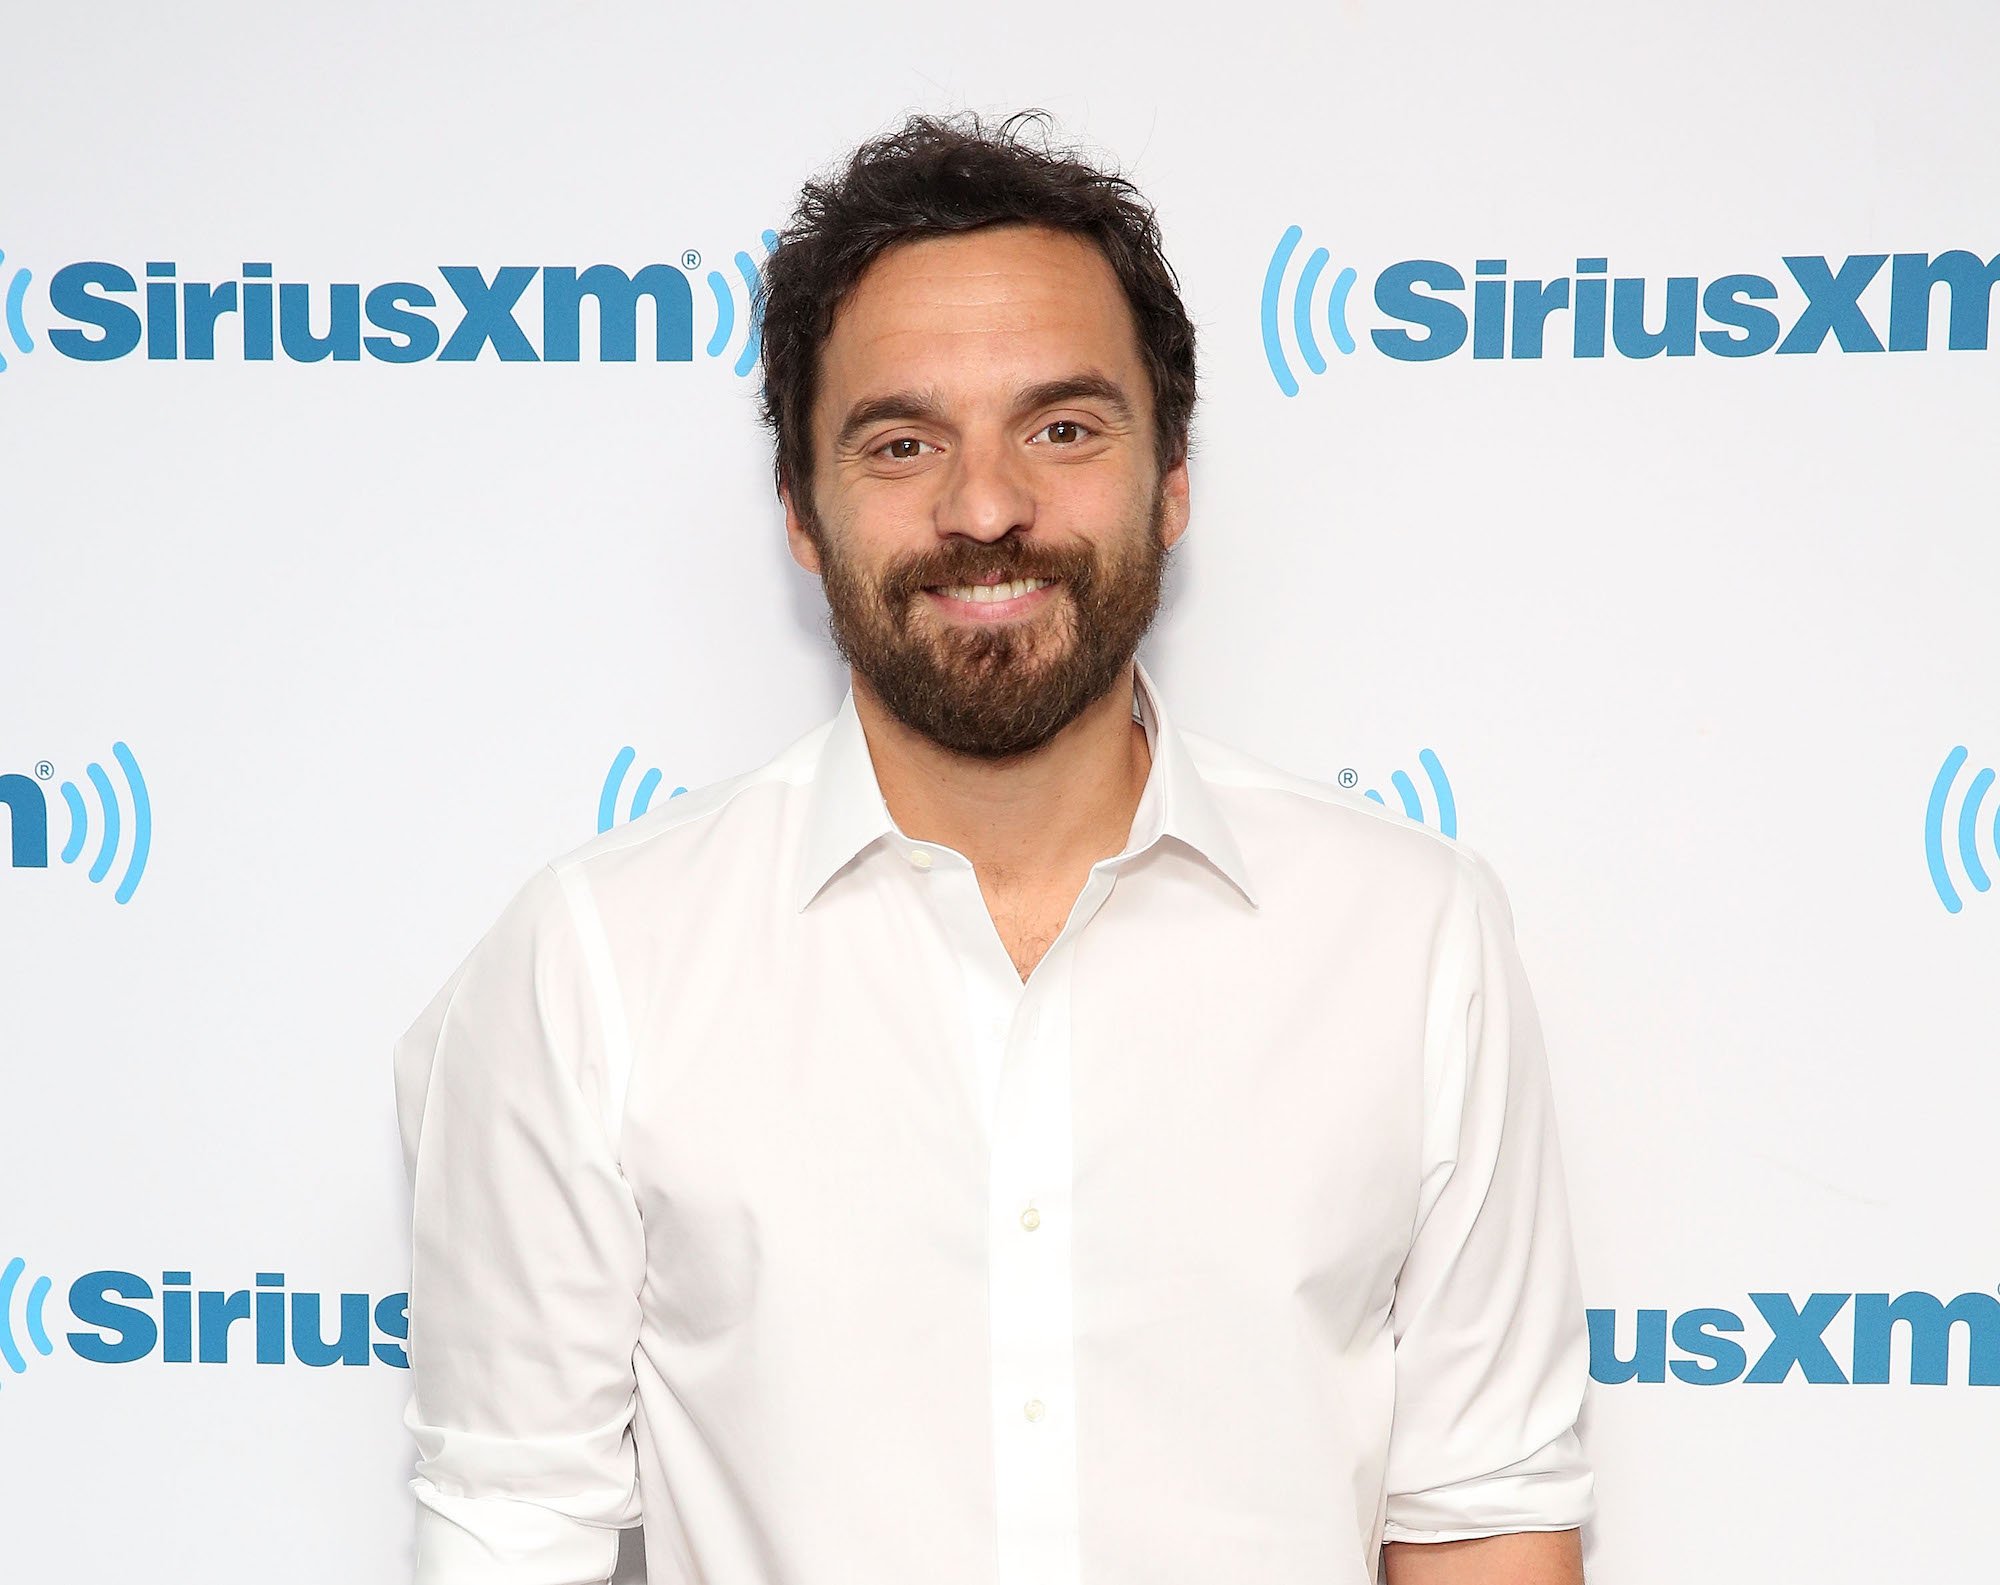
left=780, top=478, right=823, bottom=574
left=1158, top=449, right=1191, bottom=552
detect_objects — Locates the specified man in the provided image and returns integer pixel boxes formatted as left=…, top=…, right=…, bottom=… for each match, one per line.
left=393, top=110, right=1594, bottom=1585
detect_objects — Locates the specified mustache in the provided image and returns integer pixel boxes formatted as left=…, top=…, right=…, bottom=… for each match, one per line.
left=879, top=539, right=1098, bottom=603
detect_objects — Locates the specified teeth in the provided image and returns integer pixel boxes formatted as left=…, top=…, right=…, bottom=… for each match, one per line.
left=936, top=577, right=1053, bottom=604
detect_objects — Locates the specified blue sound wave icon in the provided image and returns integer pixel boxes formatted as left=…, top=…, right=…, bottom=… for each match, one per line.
left=1924, top=745, right=2000, bottom=913
left=705, top=230, right=779, bottom=378
left=599, top=747, right=686, bottom=833
left=0, top=1256, right=56, bottom=1389
left=1260, top=225, right=1358, bottom=397
left=54, top=741, right=152, bottom=903
left=0, top=246, right=34, bottom=373
left=1364, top=749, right=1457, bottom=838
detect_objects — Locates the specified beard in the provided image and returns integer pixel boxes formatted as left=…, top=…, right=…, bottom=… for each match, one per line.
left=810, top=480, right=1171, bottom=760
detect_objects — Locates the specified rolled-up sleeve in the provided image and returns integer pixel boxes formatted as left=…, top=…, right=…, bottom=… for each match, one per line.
left=1381, top=846, right=1595, bottom=1543
left=392, top=862, right=645, bottom=1584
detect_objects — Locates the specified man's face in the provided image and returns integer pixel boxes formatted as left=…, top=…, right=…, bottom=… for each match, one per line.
left=782, top=222, right=1190, bottom=760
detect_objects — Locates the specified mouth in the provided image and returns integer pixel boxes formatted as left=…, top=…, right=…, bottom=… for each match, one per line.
left=920, top=575, right=1060, bottom=621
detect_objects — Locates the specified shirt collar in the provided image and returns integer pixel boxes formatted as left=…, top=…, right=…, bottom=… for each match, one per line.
left=791, top=658, right=1257, bottom=912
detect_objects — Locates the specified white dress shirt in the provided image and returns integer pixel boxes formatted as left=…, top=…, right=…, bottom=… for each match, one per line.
left=392, top=658, right=1594, bottom=1585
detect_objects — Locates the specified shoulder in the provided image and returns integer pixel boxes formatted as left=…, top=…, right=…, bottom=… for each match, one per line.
left=537, top=713, right=831, bottom=897
left=1179, top=723, right=1493, bottom=907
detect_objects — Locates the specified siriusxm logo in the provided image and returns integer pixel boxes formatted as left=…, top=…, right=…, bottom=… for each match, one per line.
left=0, top=232, right=775, bottom=372
left=1925, top=745, right=1999, bottom=914
left=1352, top=748, right=1457, bottom=838
left=0, top=1258, right=52, bottom=1383
left=1, top=742, right=152, bottom=904
left=0, top=245, right=31, bottom=370
left=1589, top=1290, right=2000, bottom=1386
left=1261, top=229, right=2000, bottom=393
left=599, top=746, right=687, bottom=833
left=1, top=1256, right=407, bottom=1386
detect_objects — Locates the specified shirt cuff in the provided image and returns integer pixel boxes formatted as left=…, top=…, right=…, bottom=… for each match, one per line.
left=1381, top=1426, right=1595, bottom=1544
left=411, top=1477, right=626, bottom=1585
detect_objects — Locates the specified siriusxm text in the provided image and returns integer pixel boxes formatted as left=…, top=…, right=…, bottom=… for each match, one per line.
left=1370, top=250, right=1998, bottom=361
left=1589, top=1291, right=2000, bottom=1386
left=67, top=1270, right=408, bottom=1367
left=44, top=261, right=696, bottom=363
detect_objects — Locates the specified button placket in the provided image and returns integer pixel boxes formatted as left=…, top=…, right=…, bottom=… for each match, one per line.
left=986, top=944, right=1082, bottom=1585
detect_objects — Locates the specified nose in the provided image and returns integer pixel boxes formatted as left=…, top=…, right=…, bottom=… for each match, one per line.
left=934, top=431, right=1036, bottom=544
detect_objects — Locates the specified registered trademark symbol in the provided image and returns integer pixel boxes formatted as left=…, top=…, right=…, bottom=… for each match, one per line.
left=1338, top=768, right=1357, bottom=788
left=683, top=249, right=701, bottom=271
left=35, top=760, right=53, bottom=780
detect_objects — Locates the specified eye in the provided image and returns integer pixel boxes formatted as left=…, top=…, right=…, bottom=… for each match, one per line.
left=1033, top=419, right=1095, bottom=445
left=874, top=436, right=936, bottom=462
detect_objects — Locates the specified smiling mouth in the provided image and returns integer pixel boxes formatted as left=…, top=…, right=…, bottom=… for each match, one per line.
left=924, top=576, right=1058, bottom=604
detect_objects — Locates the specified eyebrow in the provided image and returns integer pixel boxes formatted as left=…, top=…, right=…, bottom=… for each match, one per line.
left=832, top=372, right=1136, bottom=454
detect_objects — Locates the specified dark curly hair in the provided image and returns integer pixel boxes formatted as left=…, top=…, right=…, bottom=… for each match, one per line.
left=755, top=108, right=1198, bottom=523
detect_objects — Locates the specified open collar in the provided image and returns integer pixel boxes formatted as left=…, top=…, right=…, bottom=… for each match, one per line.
left=791, top=658, right=1257, bottom=912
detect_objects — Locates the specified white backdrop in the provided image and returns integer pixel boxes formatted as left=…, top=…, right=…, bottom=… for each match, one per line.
left=3, top=2, right=1996, bottom=1579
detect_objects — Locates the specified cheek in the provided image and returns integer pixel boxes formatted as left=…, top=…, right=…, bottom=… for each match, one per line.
left=1060, top=468, right=1164, bottom=542
left=1081, top=447, right=1158, bottom=505
left=836, top=474, right=938, bottom=544
left=817, top=512, right=929, bottom=598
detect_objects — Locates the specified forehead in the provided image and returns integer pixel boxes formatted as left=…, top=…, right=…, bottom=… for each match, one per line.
left=815, top=223, right=1144, bottom=423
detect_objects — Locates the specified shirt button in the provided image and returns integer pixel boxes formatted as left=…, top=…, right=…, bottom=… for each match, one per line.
left=1024, top=1399, right=1045, bottom=1422
left=1020, top=1207, right=1041, bottom=1231
left=908, top=849, right=932, bottom=870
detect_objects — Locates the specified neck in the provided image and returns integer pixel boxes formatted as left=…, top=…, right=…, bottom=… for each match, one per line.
left=851, top=662, right=1152, bottom=890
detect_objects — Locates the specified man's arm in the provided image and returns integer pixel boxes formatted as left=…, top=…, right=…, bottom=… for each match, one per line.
left=1377, top=847, right=1595, bottom=1552
left=393, top=862, right=646, bottom=1584
left=1384, top=1529, right=1585, bottom=1585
